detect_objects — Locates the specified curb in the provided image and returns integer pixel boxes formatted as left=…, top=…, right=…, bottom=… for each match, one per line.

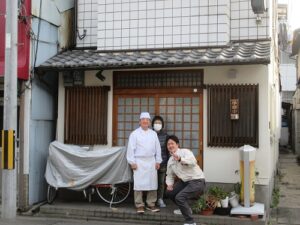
left=36, top=203, right=267, bottom=225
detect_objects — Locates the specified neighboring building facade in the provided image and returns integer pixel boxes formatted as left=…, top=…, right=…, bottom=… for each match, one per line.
left=0, top=0, right=75, bottom=210
left=292, top=28, right=300, bottom=156
left=277, top=3, right=296, bottom=147
left=37, top=0, right=281, bottom=209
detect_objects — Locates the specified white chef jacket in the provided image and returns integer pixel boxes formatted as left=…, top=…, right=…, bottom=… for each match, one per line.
left=127, top=127, right=162, bottom=190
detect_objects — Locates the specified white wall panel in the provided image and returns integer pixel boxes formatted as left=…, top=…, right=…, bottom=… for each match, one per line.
left=76, top=0, right=272, bottom=49
left=97, top=0, right=230, bottom=50
left=230, top=0, right=269, bottom=40
left=76, top=0, right=98, bottom=47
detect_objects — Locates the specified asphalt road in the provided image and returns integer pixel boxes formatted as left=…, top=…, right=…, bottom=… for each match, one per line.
left=0, top=216, right=158, bottom=225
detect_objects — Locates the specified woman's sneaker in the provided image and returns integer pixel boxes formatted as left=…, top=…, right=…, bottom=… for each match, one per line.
left=173, top=209, right=182, bottom=215
left=146, top=206, right=160, bottom=212
left=157, top=198, right=166, bottom=208
left=174, top=208, right=193, bottom=215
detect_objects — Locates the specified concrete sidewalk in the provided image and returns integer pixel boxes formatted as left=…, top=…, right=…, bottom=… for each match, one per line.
left=270, top=147, right=300, bottom=225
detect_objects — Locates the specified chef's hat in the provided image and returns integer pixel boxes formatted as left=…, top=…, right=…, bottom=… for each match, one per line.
left=140, top=112, right=151, bottom=119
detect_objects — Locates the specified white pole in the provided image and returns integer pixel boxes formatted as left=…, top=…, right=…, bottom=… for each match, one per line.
left=2, top=0, right=18, bottom=219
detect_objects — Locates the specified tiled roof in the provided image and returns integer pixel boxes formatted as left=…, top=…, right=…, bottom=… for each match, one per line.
left=37, top=41, right=270, bottom=71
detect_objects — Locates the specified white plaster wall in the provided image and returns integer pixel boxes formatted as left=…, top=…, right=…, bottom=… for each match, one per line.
left=203, top=65, right=271, bottom=185
left=266, top=11, right=280, bottom=180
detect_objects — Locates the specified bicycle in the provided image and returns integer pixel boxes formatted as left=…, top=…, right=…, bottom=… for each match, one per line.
left=47, top=182, right=131, bottom=206
left=45, top=141, right=132, bottom=207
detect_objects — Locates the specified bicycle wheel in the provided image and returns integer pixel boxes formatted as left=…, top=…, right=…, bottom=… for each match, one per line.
left=95, top=182, right=131, bottom=204
left=47, top=185, right=57, bottom=204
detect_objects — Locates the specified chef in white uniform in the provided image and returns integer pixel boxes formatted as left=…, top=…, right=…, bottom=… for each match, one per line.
left=127, top=112, right=162, bottom=213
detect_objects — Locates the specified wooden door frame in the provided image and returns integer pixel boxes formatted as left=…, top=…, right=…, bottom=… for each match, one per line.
left=113, top=88, right=203, bottom=168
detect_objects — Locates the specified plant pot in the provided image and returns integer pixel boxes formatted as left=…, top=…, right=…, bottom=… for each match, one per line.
left=200, top=209, right=214, bottom=216
left=229, top=193, right=239, bottom=208
left=214, top=207, right=231, bottom=215
left=220, top=196, right=229, bottom=208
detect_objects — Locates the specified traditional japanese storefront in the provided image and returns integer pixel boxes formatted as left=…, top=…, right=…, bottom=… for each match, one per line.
left=36, top=41, right=278, bottom=207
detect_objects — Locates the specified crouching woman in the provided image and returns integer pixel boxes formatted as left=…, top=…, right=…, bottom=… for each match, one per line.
left=165, top=135, right=206, bottom=225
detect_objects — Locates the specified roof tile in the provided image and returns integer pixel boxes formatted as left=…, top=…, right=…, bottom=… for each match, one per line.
left=37, top=41, right=270, bottom=71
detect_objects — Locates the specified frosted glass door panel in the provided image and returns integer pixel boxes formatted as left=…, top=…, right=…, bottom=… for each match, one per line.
left=160, top=97, right=200, bottom=156
left=116, top=97, right=155, bottom=146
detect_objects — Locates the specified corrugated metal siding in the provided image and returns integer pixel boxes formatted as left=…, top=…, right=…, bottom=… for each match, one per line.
left=31, top=18, right=58, bottom=67
left=29, top=120, right=55, bottom=204
left=29, top=19, right=58, bottom=205
left=32, top=0, right=61, bottom=26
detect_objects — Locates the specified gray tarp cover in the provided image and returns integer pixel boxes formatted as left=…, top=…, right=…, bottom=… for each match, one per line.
left=45, top=141, right=132, bottom=190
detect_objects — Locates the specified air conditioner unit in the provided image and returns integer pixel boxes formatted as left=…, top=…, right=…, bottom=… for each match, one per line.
left=251, top=0, right=267, bottom=14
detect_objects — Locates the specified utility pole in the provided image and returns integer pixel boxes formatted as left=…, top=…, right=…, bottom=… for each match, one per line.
left=2, top=0, right=18, bottom=219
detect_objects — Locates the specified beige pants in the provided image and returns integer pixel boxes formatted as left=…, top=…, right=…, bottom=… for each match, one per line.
left=134, top=190, right=157, bottom=208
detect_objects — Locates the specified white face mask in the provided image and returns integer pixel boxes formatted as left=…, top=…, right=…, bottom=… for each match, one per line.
left=153, top=123, right=162, bottom=132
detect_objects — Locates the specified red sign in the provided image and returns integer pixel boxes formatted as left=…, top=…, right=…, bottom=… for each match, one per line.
left=0, top=0, right=31, bottom=80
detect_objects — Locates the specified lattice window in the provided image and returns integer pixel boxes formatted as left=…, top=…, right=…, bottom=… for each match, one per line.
left=207, top=84, right=258, bottom=147
left=114, top=70, right=203, bottom=89
left=116, top=96, right=155, bottom=146
left=64, top=86, right=110, bottom=145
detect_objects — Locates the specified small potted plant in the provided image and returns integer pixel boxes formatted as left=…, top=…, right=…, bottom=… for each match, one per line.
left=192, top=195, right=216, bottom=216
left=208, top=186, right=229, bottom=208
left=208, top=186, right=231, bottom=215
left=192, top=195, right=206, bottom=214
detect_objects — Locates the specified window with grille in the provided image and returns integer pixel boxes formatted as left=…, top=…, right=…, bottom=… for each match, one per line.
left=64, top=86, right=110, bottom=145
left=207, top=84, right=258, bottom=147
left=114, top=70, right=203, bottom=89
